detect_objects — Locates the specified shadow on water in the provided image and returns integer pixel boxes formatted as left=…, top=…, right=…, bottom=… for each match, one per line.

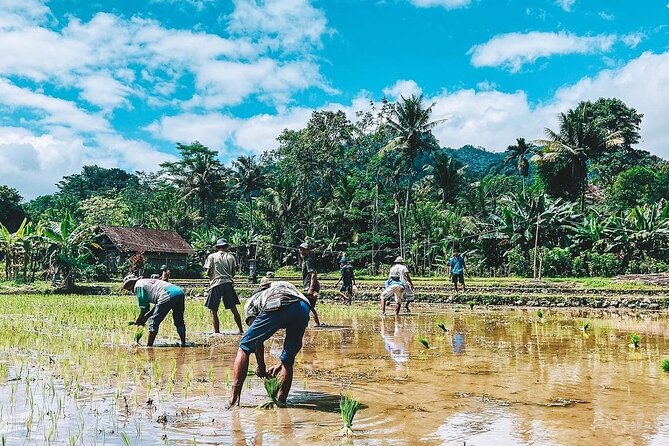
left=288, top=390, right=369, bottom=413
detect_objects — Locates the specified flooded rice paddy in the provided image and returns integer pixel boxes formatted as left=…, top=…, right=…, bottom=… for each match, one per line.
left=1, top=295, right=669, bottom=445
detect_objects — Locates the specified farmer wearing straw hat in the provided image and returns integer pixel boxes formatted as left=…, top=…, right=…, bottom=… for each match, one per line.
left=335, top=258, right=355, bottom=305
left=123, top=275, right=186, bottom=347
left=389, top=256, right=415, bottom=312
left=298, top=243, right=322, bottom=325
left=204, top=238, right=244, bottom=334
left=227, top=279, right=312, bottom=408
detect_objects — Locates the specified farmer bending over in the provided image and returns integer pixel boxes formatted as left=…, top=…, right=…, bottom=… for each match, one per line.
left=123, top=275, right=186, bottom=347
left=204, top=238, right=244, bottom=334
left=227, top=279, right=311, bottom=408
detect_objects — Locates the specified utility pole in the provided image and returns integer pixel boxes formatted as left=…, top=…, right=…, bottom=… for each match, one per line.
left=533, top=212, right=541, bottom=280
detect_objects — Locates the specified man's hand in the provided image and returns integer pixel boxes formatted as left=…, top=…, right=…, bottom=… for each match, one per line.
left=255, top=364, right=267, bottom=378
left=267, top=364, right=283, bottom=378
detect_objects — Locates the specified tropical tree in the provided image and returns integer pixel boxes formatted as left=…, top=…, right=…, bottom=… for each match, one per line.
left=424, top=149, right=465, bottom=206
left=0, top=218, right=27, bottom=280
left=160, top=142, right=226, bottom=228
left=534, top=104, right=624, bottom=209
left=43, top=213, right=96, bottom=290
left=504, top=138, right=535, bottom=195
left=232, top=155, right=266, bottom=239
left=380, top=94, right=445, bottom=255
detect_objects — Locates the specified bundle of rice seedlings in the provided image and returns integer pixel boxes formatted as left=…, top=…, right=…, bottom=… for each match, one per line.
left=629, top=333, right=641, bottom=348
left=582, top=322, right=590, bottom=332
left=437, top=322, right=448, bottom=332
left=418, top=336, right=430, bottom=349
left=467, top=300, right=475, bottom=311
left=662, top=359, right=669, bottom=373
left=339, top=394, right=361, bottom=436
left=134, top=328, right=144, bottom=345
left=257, top=377, right=285, bottom=409
left=536, top=309, right=543, bottom=319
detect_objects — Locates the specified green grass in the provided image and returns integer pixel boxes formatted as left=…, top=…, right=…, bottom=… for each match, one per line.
left=629, top=333, right=642, bottom=348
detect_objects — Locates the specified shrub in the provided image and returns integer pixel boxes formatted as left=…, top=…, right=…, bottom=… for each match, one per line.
left=542, top=247, right=572, bottom=277
left=571, top=254, right=588, bottom=277
left=589, top=253, right=621, bottom=277
left=507, top=246, right=531, bottom=277
left=625, top=255, right=669, bottom=275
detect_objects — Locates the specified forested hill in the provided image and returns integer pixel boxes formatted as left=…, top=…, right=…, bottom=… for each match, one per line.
left=444, top=145, right=514, bottom=178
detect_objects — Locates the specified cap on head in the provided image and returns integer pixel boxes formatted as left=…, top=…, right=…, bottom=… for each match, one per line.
left=259, top=277, right=271, bottom=288
left=298, top=242, right=309, bottom=250
left=215, top=238, right=229, bottom=248
left=394, top=256, right=404, bottom=264
left=123, top=274, right=139, bottom=288
left=160, top=265, right=167, bottom=271
left=340, top=258, right=348, bottom=264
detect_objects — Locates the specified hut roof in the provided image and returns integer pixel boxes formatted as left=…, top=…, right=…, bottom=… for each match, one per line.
left=100, top=226, right=194, bottom=255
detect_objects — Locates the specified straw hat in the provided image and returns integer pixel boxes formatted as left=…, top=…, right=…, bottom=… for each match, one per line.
left=122, top=274, right=140, bottom=288
left=393, top=256, right=404, bottom=263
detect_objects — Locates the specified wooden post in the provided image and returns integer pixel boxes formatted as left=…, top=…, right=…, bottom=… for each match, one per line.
left=533, top=213, right=541, bottom=280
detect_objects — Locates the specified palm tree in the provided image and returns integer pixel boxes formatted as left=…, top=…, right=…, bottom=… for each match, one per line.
left=161, top=142, right=226, bottom=228
left=533, top=104, right=624, bottom=209
left=505, top=138, right=535, bottom=196
left=232, top=155, right=266, bottom=239
left=424, top=150, right=465, bottom=206
left=380, top=94, right=446, bottom=255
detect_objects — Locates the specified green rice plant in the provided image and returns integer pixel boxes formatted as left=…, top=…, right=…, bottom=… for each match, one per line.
left=339, top=394, right=361, bottom=436
left=437, top=322, right=448, bottom=332
left=536, top=309, right=543, bottom=319
left=467, top=300, right=475, bottom=311
left=629, top=333, right=641, bottom=348
left=134, top=328, right=144, bottom=345
left=582, top=322, right=590, bottom=332
left=418, top=336, right=430, bottom=349
left=120, top=432, right=132, bottom=446
left=257, top=377, right=285, bottom=409
left=661, top=359, right=669, bottom=373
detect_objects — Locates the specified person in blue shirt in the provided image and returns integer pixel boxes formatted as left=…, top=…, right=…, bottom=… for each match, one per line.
left=448, top=248, right=466, bottom=292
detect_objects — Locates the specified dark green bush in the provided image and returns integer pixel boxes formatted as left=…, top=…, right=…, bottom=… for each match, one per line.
left=589, top=253, right=621, bottom=277
left=542, top=247, right=572, bottom=277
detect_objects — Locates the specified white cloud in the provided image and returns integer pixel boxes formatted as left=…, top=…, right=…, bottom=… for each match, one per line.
left=227, top=0, right=329, bottom=51
left=556, top=0, right=576, bottom=12
left=383, top=80, right=423, bottom=99
left=599, top=11, right=614, bottom=21
left=469, top=31, right=619, bottom=72
left=621, top=32, right=644, bottom=49
left=149, top=0, right=215, bottom=12
left=408, top=0, right=472, bottom=9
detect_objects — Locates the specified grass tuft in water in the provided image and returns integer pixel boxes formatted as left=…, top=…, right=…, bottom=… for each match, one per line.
left=257, top=377, right=285, bottom=409
left=339, top=394, right=361, bottom=436
left=536, top=309, right=543, bottom=319
left=418, top=336, right=430, bottom=349
left=662, top=359, right=669, bottom=373
left=437, top=322, right=448, bottom=332
left=629, top=333, right=641, bottom=348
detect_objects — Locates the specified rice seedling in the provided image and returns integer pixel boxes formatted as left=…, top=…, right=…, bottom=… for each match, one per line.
left=134, top=328, right=144, bottom=345
left=661, top=359, right=669, bottom=373
left=257, top=377, right=285, bottom=409
left=437, top=322, right=448, bottom=332
left=339, top=394, right=361, bottom=436
left=468, top=300, right=475, bottom=311
left=536, top=309, right=543, bottom=319
left=418, top=336, right=430, bottom=349
left=120, top=432, right=132, bottom=446
left=582, top=322, right=590, bottom=332
left=629, top=333, right=641, bottom=348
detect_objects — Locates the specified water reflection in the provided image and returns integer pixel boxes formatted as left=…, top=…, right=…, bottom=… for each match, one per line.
left=381, top=316, right=410, bottom=369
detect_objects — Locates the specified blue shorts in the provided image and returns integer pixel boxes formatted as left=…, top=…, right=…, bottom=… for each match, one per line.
left=147, top=293, right=185, bottom=336
left=239, top=300, right=310, bottom=366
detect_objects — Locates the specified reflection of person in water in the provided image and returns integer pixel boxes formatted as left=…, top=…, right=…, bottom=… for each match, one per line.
left=451, top=316, right=466, bottom=354
left=380, top=317, right=410, bottom=367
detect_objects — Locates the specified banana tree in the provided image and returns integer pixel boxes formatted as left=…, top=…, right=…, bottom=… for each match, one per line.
left=0, top=218, right=27, bottom=281
left=43, top=214, right=97, bottom=290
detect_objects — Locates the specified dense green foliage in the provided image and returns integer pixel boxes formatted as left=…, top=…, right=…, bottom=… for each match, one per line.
left=0, top=96, right=668, bottom=283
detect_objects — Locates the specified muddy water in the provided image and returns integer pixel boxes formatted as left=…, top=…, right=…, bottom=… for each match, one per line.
left=3, top=305, right=669, bottom=445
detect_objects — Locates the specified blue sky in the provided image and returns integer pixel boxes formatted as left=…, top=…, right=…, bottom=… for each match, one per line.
left=1, top=0, right=668, bottom=198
